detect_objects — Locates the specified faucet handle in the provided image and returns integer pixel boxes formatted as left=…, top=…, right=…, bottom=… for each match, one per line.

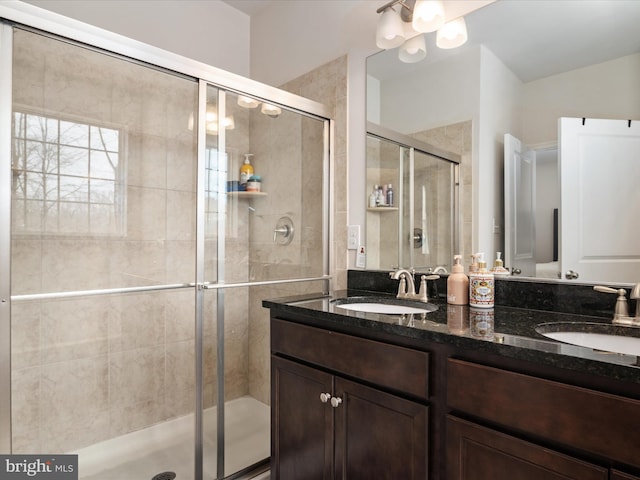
left=630, top=283, right=640, bottom=318
left=417, top=274, right=440, bottom=302
left=593, top=285, right=629, bottom=320
left=397, top=275, right=407, bottom=298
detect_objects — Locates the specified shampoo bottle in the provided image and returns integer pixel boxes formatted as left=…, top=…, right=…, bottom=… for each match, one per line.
left=469, top=253, right=495, bottom=308
left=369, top=186, right=378, bottom=208
left=240, top=154, right=254, bottom=187
left=447, top=255, right=469, bottom=305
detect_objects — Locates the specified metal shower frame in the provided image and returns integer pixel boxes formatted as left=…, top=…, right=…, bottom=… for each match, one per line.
left=0, top=3, right=334, bottom=479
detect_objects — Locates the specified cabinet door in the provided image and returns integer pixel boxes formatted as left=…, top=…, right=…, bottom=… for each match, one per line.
left=334, top=377, right=428, bottom=480
left=272, top=356, right=333, bottom=480
left=611, top=471, right=640, bottom=480
left=447, top=416, right=608, bottom=480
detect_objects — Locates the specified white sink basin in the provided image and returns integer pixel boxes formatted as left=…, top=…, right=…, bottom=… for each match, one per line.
left=331, top=296, right=438, bottom=315
left=335, top=303, right=432, bottom=315
left=536, top=322, right=640, bottom=356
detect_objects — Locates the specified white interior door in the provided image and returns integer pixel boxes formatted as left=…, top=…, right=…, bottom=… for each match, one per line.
left=559, top=117, right=640, bottom=283
left=504, top=134, right=536, bottom=277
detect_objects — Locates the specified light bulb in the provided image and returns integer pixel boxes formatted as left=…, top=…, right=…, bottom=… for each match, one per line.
left=436, top=18, right=468, bottom=49
left=376, top=6, right=405, bottom=49
left=399, top=34, right=426, bottom=63
left=412, top=0, right=445, bottom=33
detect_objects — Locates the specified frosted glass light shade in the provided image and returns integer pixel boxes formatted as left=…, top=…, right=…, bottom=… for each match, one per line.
left=237, top=95, right=260, bottom=108
left=261, top=103, right=281, bottom=118
left=436, top=17, right=468, bottom=49
left=412, top=0, right=445, bottom=33
left=376, top=6, right=405, bottom=49
left=399, top=34, right=426, bottom=63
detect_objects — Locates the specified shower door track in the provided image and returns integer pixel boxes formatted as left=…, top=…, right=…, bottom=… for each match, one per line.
left=9, top=275, right=332, bottom=302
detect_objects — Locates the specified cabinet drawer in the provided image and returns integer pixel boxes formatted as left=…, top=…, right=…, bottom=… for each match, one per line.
left=272, top=318, right=429, bottom=400
left=447, top=358, right=640, bottom=469
left=447, top=416, right=607, bottom=480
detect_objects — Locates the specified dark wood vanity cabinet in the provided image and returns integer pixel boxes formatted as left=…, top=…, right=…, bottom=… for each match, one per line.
left=611, top=472, right=640, bottom=480
left=271, top=319, right=429, bottom=480
left=446, top=358, right=640, bottom=480
left=446, top=416, right=607, bottom=480
left=269, top=311, right=640, bottom=480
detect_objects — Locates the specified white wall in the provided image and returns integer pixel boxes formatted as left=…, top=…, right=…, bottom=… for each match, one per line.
left=379, top=48, right=481, bottom=134
left=476, top=46, right=522, bottom=259
left=21, top=0, right=251, bottom=76
left=248, top=0, right=377, bottom=87
left=521, top=53, right=640, bottom=145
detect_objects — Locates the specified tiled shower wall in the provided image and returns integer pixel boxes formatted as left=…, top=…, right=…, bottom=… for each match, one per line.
left=10, top=30, right=202, bottom=453
left=247, top=55, right=348, bottom=404
left=11, top=28, right=341, bottom=453
left=412, top=121, right=473, bottom=269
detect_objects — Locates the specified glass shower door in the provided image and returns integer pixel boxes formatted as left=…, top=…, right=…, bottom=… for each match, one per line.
left=410, top=150, right=456, bottom=271
left=201, top=85, right=329, bottom=478
left=8, top=27, right=200, bottom=479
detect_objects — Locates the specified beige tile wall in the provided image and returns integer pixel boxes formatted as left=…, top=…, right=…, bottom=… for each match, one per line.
left=246, top=55, right=348, bottom=404
left=11, top=29, right=201, bottom=453
left=412, top=120, right=473, bottom=268
left=11, top=30, right=336, bottom=453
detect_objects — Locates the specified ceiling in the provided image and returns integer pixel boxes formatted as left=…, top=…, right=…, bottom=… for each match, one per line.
left=221, top=0, right=640, bottom=84
left=368, top=0, right=640, bottom=83
left=222, top=0, right=274, bottom=16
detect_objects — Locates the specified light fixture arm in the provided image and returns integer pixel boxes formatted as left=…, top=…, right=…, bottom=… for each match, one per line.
left=376, top=0, right=416, bottom=22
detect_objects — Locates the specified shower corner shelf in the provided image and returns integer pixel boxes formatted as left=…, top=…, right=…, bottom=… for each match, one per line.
left=227, top=191, right=268, bottom=198
left=367, top=206, right=398, bottom=212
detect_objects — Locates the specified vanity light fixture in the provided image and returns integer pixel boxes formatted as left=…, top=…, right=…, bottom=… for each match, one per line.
left=237, top=95, right=283, bottom=118
left=412, top=0, right=445, bottom=33
left=375, top=5, right=406, bottom=49
left=375, top=0, right=468, bottom=63
left=261, top=103, right=282, bottom=118
left=399, top=33, right=426, bottom=63
left=187, top=106, right=235, bottom=133
left=436, top=17, right=468, bottom=49
left=237, top=95, right=260, bottom=108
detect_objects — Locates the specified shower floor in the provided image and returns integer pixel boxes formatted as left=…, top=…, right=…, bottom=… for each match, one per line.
left=75, top=396, right=270, bottom=480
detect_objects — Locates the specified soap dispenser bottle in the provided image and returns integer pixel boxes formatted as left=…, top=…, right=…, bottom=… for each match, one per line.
left=469, top=253, right=495, bottom=308
left=240, top=154, right=254, bottom=187
left=447, top=255, right=469, bottom=305
left=491, top=252, right=510, bottom=276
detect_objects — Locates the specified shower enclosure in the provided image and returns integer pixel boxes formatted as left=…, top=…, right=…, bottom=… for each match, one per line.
left=365, top=124, right=459, bottom=271
left=0, top=6, right=331, bottom=480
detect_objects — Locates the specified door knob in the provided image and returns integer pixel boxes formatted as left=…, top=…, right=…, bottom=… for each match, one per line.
left=511, top=268, right=522, bottom=275
left=330, top=396, right=342, bottom=408
left=565, top=270, right=579, bottom=280
left=320, top=392, right=331, bottom=403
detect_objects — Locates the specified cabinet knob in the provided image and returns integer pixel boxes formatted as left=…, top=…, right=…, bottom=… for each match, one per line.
left=330, top=396, right=342, bottom=408
left=320, top=392, right=331, bottom=403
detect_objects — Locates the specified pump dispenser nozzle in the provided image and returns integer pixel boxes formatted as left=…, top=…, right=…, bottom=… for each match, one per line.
left=491, top=251, right=510, bottom=276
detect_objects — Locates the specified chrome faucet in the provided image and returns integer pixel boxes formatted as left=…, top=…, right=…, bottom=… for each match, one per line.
left=431, top=266, right=449, bottom=275
left=390, top=269, right=439, bottom=302
left=594, top=284, right=640, bottom=326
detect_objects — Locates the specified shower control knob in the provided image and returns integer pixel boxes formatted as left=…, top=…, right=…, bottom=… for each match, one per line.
left=330, top=396, right=342, bottom=408
left=320, top=392, right=331, bottom=403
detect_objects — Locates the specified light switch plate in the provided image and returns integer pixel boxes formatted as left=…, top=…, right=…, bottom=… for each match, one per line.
left=347, top=225, right=360, bottom=250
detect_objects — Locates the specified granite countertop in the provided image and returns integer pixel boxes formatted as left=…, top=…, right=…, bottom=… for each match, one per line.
left=263, top=289, right=640, bottom=385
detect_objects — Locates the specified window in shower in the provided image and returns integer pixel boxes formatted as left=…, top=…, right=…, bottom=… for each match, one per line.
left=11, top=111, right=125, bottom=236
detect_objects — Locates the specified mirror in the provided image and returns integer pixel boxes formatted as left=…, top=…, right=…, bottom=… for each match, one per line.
left=365, top=126, right=459, bottom=272
left=366, top=0, right=640, bottom=283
